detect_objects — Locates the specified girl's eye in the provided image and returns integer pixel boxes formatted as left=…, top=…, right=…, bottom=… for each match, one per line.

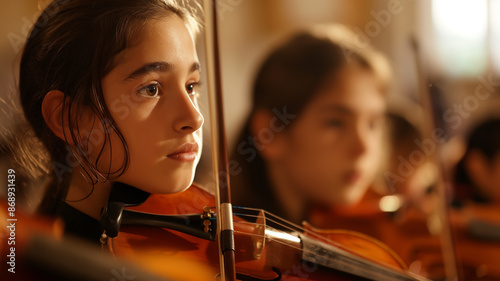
left=186, top=82, right=199, bottom=96
left=327, top=119, right=343, bottom=127
left=137, top=83, right=160, bottom=98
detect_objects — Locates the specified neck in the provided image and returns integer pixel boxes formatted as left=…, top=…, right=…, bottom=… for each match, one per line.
left=267, top=162, right=308, bottom=224
left=66, top=168, right=112, bottom=220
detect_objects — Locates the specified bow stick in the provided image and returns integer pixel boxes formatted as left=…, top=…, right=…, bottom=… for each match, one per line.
left=410, top=37, right=459, bottom=281
left=202, top=0, right=237, bottom=280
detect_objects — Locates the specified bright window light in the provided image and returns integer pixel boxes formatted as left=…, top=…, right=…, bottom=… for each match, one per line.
left=491, top=0, right=500, bottom=73
left=432, top=0, right=488, bottom=76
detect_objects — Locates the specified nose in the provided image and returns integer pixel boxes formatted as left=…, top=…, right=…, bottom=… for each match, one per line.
left=350, top=124, right=368, bottom=157
left=172, top=89, right=204, bottom=133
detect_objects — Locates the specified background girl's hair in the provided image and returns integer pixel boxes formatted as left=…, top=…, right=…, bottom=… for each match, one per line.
left=19, top=0, right=201, bottom=215
left=252, top=24, right=391, bottom=115
left=454, top=118, right=500, bottom=189
left=230, top=24, right=391, bottom=216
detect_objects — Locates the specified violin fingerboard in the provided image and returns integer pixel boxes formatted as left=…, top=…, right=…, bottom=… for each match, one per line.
left=300, top=235, right=428, bottom=281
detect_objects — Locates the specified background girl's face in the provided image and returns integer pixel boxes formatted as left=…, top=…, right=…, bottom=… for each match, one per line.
left=469, top=151, right=500, bottom=203
left=279, top=66, right=385, bottom=206
left=86, top=15, right=203, bottom=194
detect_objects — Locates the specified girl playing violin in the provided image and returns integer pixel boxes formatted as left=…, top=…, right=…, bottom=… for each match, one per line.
left=230, top=24, right=392, bottom=225
left=18, top=0, right=204, bottom=243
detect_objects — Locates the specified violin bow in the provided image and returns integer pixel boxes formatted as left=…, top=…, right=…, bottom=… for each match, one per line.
left=202, top=0, right=237, bottom=280
left=410, top=37, right=459, bottom=281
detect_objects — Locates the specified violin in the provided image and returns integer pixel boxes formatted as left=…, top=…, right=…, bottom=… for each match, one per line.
left=99, top=182, right=429, bottom=281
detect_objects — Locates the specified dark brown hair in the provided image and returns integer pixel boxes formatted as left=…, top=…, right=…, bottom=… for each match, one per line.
left=19, top=0, right=200, bottom=214
left=453, top=118, right=500, bottom=205
left=230, top=25, right=391, bottom=218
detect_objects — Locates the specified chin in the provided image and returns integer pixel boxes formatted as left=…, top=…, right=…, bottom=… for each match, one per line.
left=346, top=187, right=369, bottom=205
left=326, top=186, right=365, bottom=206
left=154, top=166, right=197, bottom=194
left=126, top=177, right=194, bottom=195
left=173, top=179, right=194, bottom=193
left=154, top=179, right=193, bottom=194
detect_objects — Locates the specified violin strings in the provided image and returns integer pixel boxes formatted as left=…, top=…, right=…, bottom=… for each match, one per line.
left=231, top=225, right=401, bottom=280
left=232, top=207, right=311, bottom=235
left=233, top=206, right=334, bottom=244
left=231, top=208, right=408, bottom=279
left=233, top=217, right=400, bottom=272
left=232, top=207, right=337, bottom=247
left=215, top=206, right=387, bottom=264
left=233, top=213, right=329, bottom=245
left=233, top=206, right=304, bottom=230
left=230, top=216, right=353, bottom=271
left=232, top=229, right=304, bottom=254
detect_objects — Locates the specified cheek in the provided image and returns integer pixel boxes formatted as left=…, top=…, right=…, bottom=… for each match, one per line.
left=284, top=133, right=343, bottom=184
left=287, top=131, right=323, bottom=162
left=365, top=128, right=385, bottom=157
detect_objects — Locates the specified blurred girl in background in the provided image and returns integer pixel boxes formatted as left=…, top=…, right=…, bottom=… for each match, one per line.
left=230, top=24, right=392, bottom=225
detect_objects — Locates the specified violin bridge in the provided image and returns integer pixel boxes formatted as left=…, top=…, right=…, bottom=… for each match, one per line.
left=252, top=210, right=266, bottom=259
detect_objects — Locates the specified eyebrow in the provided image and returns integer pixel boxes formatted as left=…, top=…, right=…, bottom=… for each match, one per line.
left=319, top=105, right=354, bottom=115
left=319, top=104, right=386, bottom=119
left=124, top=61, right=200, bottom=81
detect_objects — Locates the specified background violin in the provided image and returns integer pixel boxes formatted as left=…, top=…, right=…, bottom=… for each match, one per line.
left=309, top=189, right=500, bottom=280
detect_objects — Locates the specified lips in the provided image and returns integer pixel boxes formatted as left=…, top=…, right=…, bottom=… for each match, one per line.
left=344, top=170, right=362, bottom=184
left=167, top=142, right=199, bottom=162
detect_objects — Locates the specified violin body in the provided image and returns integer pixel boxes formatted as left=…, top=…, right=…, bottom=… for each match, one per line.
left=110, top=220, right=359, bottom=280
left=104, top=184, right=426, bottom=281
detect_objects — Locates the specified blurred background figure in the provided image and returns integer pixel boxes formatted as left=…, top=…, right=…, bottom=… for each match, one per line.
left=448, top=117, right=500, bottom=280
left=228, top=24, right=450, bottom=279
left=308, top=109, right=448, bottom=280
left=229, top=24, right=391, bottom=225
left=453, top=118, right=500, bottom=207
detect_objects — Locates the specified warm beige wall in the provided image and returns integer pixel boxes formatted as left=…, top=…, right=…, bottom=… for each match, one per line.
left=216, top=0, right=499, bottom=149
left=217, top=0, right=422, bottom=149
left=0, top=1, right=39, bottom=136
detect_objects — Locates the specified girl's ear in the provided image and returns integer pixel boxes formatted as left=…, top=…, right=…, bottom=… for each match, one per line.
left=42, top=90, right=74, bottom=144
left=249, top=109, right=288, bottom=161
